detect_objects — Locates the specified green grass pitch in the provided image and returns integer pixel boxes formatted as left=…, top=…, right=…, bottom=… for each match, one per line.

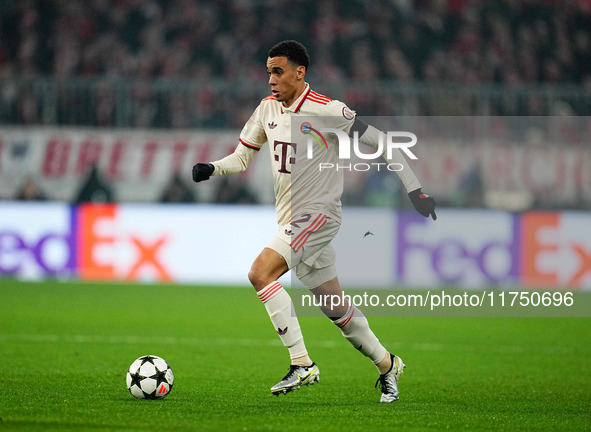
left=0, top=280, right=589, bottom=431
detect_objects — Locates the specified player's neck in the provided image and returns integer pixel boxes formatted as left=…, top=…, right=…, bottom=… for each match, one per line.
left=282, top=82, right=307, bottom=108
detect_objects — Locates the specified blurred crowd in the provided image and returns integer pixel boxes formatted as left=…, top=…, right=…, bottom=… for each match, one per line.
left=3, top=0, right=591, bottom=84
left=1, top=0, right=590, bottom=209
left=1, top=0, right=591, bottom=127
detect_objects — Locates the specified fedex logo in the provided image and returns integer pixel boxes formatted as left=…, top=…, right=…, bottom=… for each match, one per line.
left=78, top=205, right=172, bottom=282
left=396, top=211, right=591, bottom=289
left=0, top=226, right=75, bottom=277
left=0, top=204, right=172, bottom=282
left=521, top=213, right=591, bottom=288
left=396, top=211, right=520, bottom=287
left=0, top=205, right=75, bottom=278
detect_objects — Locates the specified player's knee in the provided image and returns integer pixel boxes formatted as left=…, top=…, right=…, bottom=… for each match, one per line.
left=248, top=264, right=268, bottom=290
left=248, top=249, right=288, bottom=290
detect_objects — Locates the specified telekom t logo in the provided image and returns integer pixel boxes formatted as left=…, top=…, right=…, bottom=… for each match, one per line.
left=274, top=141, right=296, bottom=174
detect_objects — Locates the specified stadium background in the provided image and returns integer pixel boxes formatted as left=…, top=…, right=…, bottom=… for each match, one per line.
left=1, top=0, right=589, bottom=288
left=0, top=2, right=590, bottom=431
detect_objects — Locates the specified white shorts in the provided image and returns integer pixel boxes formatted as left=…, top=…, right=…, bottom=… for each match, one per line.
left=267, top=212, right=340, bottom=288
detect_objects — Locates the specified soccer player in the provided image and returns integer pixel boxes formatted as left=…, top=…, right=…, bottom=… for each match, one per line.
left=192, top=40, right=436, bottom=403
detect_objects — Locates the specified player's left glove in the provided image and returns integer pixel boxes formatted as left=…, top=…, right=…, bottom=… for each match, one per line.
left=192, top=163, right=215, bottom=183
left=408, top=188, right=437, bottom=220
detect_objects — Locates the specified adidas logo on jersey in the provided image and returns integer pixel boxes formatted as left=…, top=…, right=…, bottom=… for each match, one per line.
left=268, top=121, right=277, bottom=129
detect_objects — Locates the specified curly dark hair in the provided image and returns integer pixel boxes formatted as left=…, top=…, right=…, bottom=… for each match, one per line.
left=268, top=40, right=310, bottom=69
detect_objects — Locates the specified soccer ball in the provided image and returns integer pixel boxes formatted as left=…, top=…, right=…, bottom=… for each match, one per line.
left=126, top=355, right=174, bottom=399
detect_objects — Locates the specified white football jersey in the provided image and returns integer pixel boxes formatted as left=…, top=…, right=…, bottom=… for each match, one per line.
left=239, top=83, right=355, bottom=225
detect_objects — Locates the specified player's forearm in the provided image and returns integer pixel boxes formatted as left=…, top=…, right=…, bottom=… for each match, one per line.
left=358, top=124, right=421, bottom=192
left=211, top=143, right=257, bottom=175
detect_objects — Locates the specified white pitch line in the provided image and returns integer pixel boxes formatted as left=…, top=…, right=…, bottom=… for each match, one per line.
left=0, top=333, right=339, bottom=349
left=0, top=333, right=585, bottom=355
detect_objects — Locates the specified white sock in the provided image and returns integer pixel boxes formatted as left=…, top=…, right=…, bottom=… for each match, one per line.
left=257, top=281, right=308, bottom=361
left=333, top=304, right=387, bottom=364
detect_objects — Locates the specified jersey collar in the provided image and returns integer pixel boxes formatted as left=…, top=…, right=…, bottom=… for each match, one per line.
left=281, top=83, right=310, bottom=114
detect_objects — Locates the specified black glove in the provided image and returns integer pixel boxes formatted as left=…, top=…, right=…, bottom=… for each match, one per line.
left=192, top=163, right=215, bottom=183
left=408, top=188, right=437, bottom=220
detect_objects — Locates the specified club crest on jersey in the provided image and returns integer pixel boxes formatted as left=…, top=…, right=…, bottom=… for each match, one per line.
left=301, top=122, right=328, bottom=149
left=342, top=106, right=356, bottom=120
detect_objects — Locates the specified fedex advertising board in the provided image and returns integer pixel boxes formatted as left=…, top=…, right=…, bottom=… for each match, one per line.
left=0, top=203, right=277, bottom=285
left=0, top=203, right=75, bottom=280
left=76, top=204, right=278, bottom=284
left=0, top=203, right=589, bottom=289
left=521, top=212, right=591, bottom=288
left=396, top=211, right=520, bottom=288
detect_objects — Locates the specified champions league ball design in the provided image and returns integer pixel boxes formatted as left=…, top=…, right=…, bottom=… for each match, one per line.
left=126, top=355, right=174, bottom=399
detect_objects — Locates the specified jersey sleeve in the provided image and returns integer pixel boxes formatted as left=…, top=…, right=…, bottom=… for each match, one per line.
left=322, top=100, right=357, bottom=135
left=211, top=142, right=258, bottom=176
left=239, top=102, right=267, bottom=150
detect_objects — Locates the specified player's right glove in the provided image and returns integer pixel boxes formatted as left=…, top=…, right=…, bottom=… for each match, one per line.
left=192, top=163, right=215, bottom=183
left=408, top=188, right=437, bottom=220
